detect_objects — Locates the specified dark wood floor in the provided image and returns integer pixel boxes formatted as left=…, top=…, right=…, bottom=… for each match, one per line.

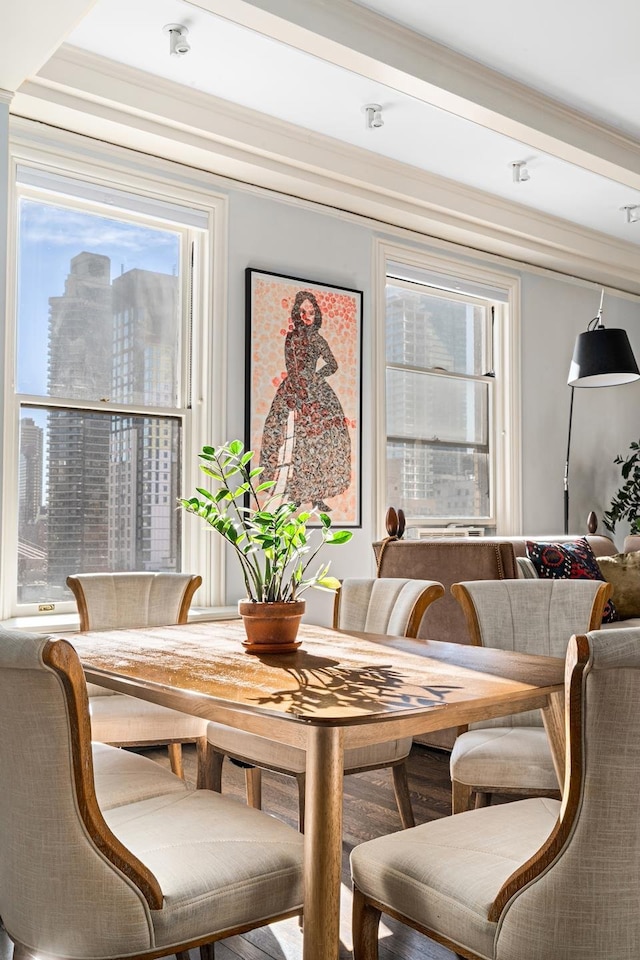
left=0, top=743, right=467, bottom=960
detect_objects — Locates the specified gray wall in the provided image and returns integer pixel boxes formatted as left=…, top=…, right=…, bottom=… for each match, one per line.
left=223, top=186, right=640, bottom=621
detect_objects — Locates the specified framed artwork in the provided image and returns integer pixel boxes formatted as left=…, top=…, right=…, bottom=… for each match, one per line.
left=245, top=268, right=362, bottom=526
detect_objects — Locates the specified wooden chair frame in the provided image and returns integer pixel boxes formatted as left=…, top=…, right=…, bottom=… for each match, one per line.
left=352, top=632, right=596, bottom=960
left=8, top=637, right=301, bottom=960
left=67, top=573, right=204, bottom=778
left=448, top=579, right=610, bottom=813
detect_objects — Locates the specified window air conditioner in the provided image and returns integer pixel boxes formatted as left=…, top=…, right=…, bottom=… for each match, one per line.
left=413, top=527, right=485, bottom=539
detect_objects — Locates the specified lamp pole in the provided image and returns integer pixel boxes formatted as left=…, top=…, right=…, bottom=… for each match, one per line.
left=564, top=386, right=574, bottom=535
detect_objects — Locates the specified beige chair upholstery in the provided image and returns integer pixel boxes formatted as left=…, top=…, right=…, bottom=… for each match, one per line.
left=0, top=626, right=303, bottom=960
left=205, top=578, right=445, bottom=830
left=351, top=628, right=640, bottom=960
left=449, top=578, right=610, bottom=812
left=67, top=572, right=207, bottom=778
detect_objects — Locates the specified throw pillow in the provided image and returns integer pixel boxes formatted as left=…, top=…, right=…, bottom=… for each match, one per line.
left=525, top=537, right=618, bottom=623
left=596, top=552, right=640, bottom=619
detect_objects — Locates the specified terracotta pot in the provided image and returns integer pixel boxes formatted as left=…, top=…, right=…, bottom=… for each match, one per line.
left=238, top=599, right=306, bottom=654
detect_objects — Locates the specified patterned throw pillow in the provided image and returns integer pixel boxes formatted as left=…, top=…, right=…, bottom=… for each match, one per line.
left=525, top=537, right=618, bottom=623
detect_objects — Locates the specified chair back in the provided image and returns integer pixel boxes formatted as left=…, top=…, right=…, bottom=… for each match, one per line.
left=333, top=578, right=444, bottom=638
left=494, top=628, right=640, bottom=959
left=0, top=627, right=160, bottom=957
left=452, top=578, right=610, bottom=727
left=67, top=572, right=202, bottom=630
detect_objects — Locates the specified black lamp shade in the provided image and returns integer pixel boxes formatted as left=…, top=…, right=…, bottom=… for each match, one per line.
left=568, top=327, right=640, bottom=387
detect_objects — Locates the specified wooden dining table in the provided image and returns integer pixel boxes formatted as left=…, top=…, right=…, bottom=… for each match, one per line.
left=67, top=619, right=566, bottom=960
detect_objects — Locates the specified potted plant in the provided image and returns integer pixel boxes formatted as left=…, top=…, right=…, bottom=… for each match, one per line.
left=603, top=439, right=640, bottom=535
left=179, top=439, right=353, bottom=652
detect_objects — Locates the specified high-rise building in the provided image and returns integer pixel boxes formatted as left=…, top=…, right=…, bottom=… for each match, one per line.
left=386, top=286, right=486, bottom=518
left=109, top=268, right=180, bottom=570
left=19, top=417, right=43, bottom=526
left=46, top=252, right=113, bottom=592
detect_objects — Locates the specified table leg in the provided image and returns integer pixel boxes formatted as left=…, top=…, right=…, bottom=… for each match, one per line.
left=303, top=725, right=344, bottom=960
left=542, top=689, right=566, bottom=792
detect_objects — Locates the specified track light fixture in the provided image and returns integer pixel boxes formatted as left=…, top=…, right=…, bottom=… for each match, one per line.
left=163, top=23, right=190, bottom=57
left=621, top=205, right=640, bottom=224
left=363, top=103, right=384, bottom=129
left=511, top=161, right=530, bottom=183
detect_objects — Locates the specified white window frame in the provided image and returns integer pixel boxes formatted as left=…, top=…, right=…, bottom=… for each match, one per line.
left=1, top=129, right=228, bottom=620
left=373, top=239, right=522, bottom=537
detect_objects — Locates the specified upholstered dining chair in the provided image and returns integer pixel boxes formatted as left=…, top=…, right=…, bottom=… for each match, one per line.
left=204, top=577, right=445, bottom=830
left=351, top=627, right=640, bottom=960
left=67, top=572, right=207, bottom=778
left=448, top=577, right=610, bottom=813
left=0, top=626, right=303, bottom=960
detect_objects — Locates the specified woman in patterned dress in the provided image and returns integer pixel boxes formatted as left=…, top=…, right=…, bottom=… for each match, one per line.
left=259, top=290, right=351, bottom=511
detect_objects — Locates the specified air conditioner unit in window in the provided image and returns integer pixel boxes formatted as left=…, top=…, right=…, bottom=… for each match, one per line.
left=413, top=527, right=485, bottom=539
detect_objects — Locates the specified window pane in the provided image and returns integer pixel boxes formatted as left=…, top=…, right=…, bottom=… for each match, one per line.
left=386, top=284, right=486, bottom=375
left=17, top=199, right=181, bottom=405
left=386, top=368, right=488, bottom=445
left=387, top=440, right=490, bottom=519
left=17, top=408, right=181, bottom=603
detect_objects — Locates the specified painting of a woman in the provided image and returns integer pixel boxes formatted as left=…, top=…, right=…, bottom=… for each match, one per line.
left=260, top=291, right=351, bottom=510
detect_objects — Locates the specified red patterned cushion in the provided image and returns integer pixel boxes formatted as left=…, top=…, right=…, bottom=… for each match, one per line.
left=525, top=538, right=617, bottom=623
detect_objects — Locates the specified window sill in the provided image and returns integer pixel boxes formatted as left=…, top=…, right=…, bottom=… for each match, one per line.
left=1, top=606, right=239, bottom=635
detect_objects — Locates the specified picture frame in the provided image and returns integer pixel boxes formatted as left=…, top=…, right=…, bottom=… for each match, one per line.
left=245, top=268, right=363, bottom=527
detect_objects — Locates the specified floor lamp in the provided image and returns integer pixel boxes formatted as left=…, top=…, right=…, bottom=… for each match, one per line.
left=564, top=290, right=640, bottom=534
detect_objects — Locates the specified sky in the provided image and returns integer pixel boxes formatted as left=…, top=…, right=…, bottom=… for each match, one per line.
left=17, top=197, right=180, bottom=397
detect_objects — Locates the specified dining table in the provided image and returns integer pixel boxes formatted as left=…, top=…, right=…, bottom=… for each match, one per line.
left=67, top=619, right=566, bottom=960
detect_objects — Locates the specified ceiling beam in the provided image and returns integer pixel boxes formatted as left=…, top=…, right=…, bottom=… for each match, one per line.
left=14, top=48, right=640, bottom=295
left=189, top=0, right=640, bottom=191
left=1, top=0, right=98, bottom=93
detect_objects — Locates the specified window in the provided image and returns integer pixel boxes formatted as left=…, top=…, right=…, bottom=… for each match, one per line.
left=5, top=145, right=223, bottom=617
left=378, top=242, right=520, bottom=534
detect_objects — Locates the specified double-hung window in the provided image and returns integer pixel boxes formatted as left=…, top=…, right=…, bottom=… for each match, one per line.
left=4, top=150, right=222, bottom=618
left=381, top=247, right=520, bottom=534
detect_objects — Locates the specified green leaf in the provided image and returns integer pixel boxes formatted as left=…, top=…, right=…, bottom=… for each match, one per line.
left=229, top=439, right=244, bottom=455
left=317, top=576, right=341, bottom=590
left=327, top=530, right=353, bottom=544
left=195, top=486, right=215, bottom=501
left=256, top=480, right=276, bottom=492
left=319, top=512, right=332, bottom=528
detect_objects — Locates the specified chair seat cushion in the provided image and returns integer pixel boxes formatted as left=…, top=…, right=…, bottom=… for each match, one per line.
left=92, top=742, right=193, bottom=810
left=206, top=721, right=412, bottom=774
left=105, top=789, right=304, bottom=946
left=90, top=694, right=207, bottom=744
left=350, top=797, right=560, bottom=960
left=450, top=728, right=559, bottom=791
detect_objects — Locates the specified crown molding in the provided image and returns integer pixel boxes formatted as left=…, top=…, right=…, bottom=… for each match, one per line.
left=1, top=0, right=96, bottom=92
left=0, top=89, right=14, bottom=106
left=13, top=47, right=640, bottom=295
left=192, top=0, right=640, bottom=189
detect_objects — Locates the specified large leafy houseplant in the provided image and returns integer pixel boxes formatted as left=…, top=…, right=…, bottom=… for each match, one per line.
left=603, top=439, right=640, bottom=535
left=179, top=439, right=353, bottom=604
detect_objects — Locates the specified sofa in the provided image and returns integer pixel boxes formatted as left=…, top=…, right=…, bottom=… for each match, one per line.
left=373, top=532, right=640, bottom=749
left=373, top=533, right=640, bottom=644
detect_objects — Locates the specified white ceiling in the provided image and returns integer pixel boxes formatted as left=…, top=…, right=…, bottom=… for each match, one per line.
left=8, top=0, right=640, bottom=267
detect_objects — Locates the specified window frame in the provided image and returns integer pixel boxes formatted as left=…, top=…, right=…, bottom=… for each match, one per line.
left=373, top=238, right=522, bottom=536
left=2, top=132, right=228, bottom=619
